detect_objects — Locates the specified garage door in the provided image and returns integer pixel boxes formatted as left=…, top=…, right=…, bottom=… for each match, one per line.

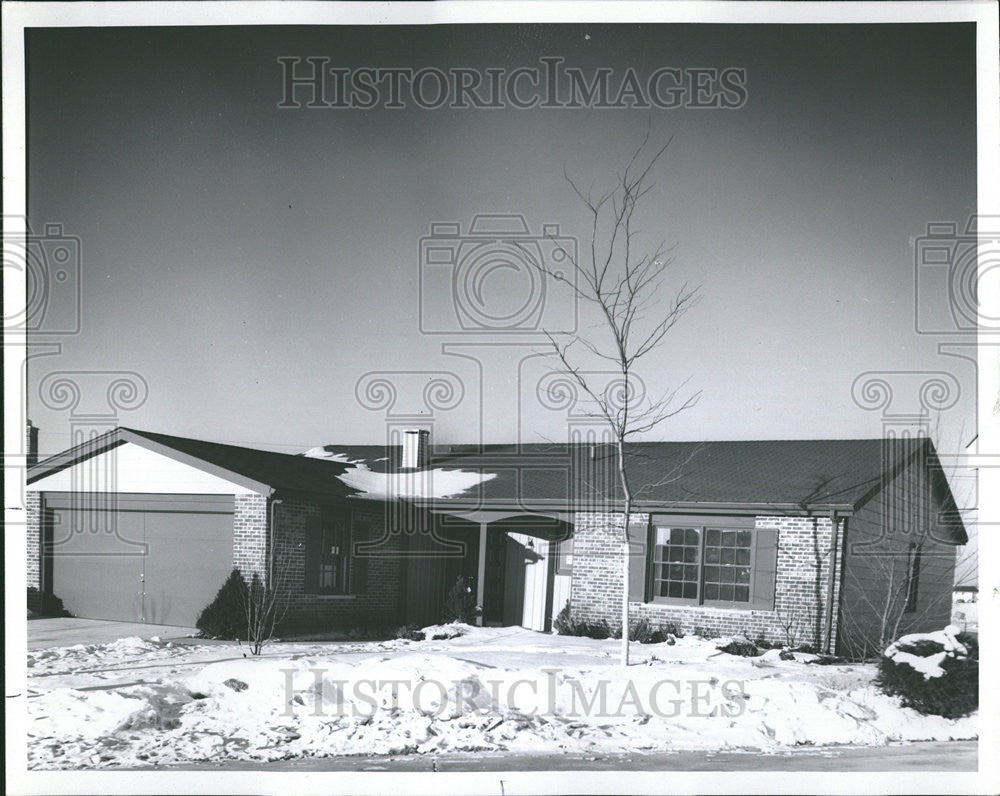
left=43, top=493, right=235, bottom=626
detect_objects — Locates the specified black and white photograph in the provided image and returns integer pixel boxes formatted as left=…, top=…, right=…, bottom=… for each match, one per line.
left=3, top=2, right=998, bottom=793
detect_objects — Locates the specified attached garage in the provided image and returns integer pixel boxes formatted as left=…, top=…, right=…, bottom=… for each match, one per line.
left=42, top=493, right=235, bottom=626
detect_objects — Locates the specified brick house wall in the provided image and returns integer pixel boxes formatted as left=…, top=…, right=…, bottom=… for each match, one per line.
left=267, top=499, right=405, bottom=632
left=569, top=511, right=845, bottom=650
left=233, top=493, right=268, bottom=577
left=26, top=491, right=42, bottom=611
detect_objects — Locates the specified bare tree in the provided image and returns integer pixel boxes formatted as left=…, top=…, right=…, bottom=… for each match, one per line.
left=529, top=132, right=701, bottom=665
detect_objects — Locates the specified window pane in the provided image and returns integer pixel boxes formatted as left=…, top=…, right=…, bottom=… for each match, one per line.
left=737, top=530, right=752, bottom=547
left=668, top=582, right=682, bottom=598
left=704, top=583, right=719, bottom=600
left=722, top=531, right=736, bottom=547
left=684, top=564, right=698, bottom=581
left=683, top=546, right=698, bottom=563
left=682, top=582, right=697, bottom=599
left=734, top=585, right=750, bottom=602
left=724, top=567, right=736, bottom=583
left=685, top=528, right=699, bottom=546
left=720, top=584, right=734, bottom=601
left=736, top=548, right=750, bottom=566
left=706, top=529, right=720, bottom=546
left=735, top=567, right=750, bottom=584
left=721, top=547, right=735, bottom=565
left=705, top=546, right=720, bottom=563
left=704, top=565, right=719, bottom=582
left=670, top=563, right=685, bottom=579
left=670, top=527, right=685, bottom=544
left=668, top=546, right=685, bottom=562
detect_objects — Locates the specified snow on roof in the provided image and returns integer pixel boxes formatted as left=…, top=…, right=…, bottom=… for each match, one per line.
left=303, top=447, right=497, bottom=500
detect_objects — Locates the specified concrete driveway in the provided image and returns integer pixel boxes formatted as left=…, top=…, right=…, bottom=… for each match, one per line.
left=27, top=617, right=198, bottom=650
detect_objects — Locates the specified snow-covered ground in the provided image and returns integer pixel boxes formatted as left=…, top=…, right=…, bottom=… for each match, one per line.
left=26, top=625, right=976, bottom=769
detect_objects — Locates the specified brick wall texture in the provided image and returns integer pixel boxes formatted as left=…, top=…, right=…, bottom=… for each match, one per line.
left=568, top=512, right=846, bottom=650
left=26, top=491, right=42, bottom=610
left=265, top=499, right=405, bottom=633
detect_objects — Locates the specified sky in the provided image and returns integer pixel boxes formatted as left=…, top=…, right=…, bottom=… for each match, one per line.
left=25, top=22, right=978, bottom=488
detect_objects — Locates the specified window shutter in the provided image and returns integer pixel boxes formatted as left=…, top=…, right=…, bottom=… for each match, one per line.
left=303, top=514, right=321, bottom=594
left=751, top=527, right=778, bottom=610
left=350, top=518, right=369, bottom=595
left=627, top=516, right=650, bottom=603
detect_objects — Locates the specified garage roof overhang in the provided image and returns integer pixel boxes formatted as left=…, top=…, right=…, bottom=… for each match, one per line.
left=27, top=428, right=276, bottom=497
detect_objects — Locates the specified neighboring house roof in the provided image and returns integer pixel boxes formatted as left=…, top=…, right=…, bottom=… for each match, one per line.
left=26, top=428, right=967, bottom=543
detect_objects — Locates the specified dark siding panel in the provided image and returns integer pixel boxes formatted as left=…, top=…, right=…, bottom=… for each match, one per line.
left=837, top=454, right=960, bottom=658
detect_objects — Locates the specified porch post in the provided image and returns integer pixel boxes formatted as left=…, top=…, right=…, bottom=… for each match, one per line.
left=476, top=522, right=488, bottom=626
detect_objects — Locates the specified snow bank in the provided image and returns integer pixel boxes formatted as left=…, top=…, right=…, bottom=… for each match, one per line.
left=303, top=447, right=497, bottom=499
left=26, top=627, right=977, bottom=769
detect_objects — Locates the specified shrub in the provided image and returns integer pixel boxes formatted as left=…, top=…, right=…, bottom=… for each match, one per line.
left=627, top=617, right=675, bottom=644
left=395, top=624, right=426, bottom=641
left=553, top=605, right=613, bottom=639
left=196, top=569, right=249, bottom=639
left=442, top=575, right=478, bottom=624
left=553, top=601, right=574, bottom=635
left=875, top=629, right=978, bottom=719
left=718, top=639, right=761, bottom=657
left=660, top=621, right=685, bottom=639
left=553, top=607, right=676, bottom=644
left=27, top=587, right=72, bottom=618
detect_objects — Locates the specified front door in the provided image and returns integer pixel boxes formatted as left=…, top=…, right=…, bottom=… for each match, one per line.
left=481, top=531, right=507, bottom=624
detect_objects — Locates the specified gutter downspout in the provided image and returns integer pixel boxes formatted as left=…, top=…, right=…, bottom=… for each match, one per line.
left=823, top=509, right=839, bottom=654
left=268, top=494, right=283, bottom=589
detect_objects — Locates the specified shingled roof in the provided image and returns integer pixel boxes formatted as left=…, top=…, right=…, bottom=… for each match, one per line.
left=27, top=429, right=966, bottom=542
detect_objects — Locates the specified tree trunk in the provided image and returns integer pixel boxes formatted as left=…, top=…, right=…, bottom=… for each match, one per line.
left=621, top=536, right=630, bottom=666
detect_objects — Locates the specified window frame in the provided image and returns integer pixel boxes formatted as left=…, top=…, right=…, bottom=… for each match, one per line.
left=647, top=515, right=760, bottom=610
left=554, top=537, right=574, bottom=575
left=308, top=508, right=353, bottom=596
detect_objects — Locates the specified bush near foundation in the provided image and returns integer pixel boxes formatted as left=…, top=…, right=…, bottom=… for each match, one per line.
left=196, top=569, right=249, bottom=639
left=875, top=626, right=978, bottom=719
